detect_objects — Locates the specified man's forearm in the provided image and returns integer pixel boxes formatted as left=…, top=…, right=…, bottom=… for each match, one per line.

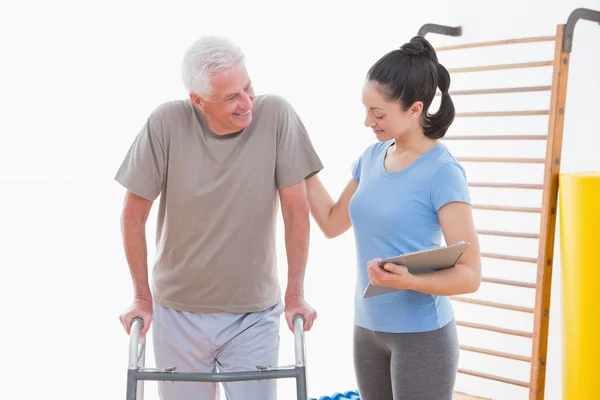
left=121, top=218, right=152, bottom=300
left=284, top=212, right=310, bottom=299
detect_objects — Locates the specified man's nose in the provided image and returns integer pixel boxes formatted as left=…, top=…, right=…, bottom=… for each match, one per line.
left=239, top=92, right=252, bottom=110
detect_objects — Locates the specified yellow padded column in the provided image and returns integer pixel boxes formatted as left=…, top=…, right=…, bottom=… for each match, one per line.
left=559, top=172, right=600, bottom=400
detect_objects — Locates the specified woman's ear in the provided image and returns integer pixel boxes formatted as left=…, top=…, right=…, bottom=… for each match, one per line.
left=408, top=101, right=424, bottom=119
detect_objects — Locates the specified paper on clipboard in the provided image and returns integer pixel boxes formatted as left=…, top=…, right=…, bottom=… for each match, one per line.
left=362, top=241, right=470, bottom=298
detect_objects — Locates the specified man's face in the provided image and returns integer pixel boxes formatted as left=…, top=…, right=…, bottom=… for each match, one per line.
left=191, top=65, right=255, bottom=135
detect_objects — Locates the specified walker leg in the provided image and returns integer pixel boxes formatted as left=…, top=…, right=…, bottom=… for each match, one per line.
left=292, top=315, right=308, bottom=400
left=296, top=367, right=308, bottom=400
left=126, top=369, right=138, bottom=400
left=137, top=336, right=146, bottom=399
left=127, top=319, right=146, bottom=400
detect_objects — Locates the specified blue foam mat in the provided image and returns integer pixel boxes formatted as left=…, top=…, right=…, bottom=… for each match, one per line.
left=309, top=390, right=360, bottom=400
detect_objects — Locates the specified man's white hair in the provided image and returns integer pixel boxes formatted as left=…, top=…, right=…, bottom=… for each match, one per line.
left=181, top=36, right=245, bottom=99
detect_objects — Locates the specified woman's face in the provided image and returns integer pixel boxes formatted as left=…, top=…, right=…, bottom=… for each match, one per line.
left=362, top=80, right=422, bottom=142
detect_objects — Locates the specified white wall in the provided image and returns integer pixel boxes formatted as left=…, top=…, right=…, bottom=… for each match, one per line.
left=1, top=1, right=598, bottom=399
left=433, top=2, right=600, bottom=399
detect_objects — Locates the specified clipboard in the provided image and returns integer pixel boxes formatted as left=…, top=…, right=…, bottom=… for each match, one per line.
left=362, top=241, right=470, bottom=298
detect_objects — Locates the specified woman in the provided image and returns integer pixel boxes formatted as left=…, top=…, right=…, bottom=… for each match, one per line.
left=306, top=36, right=482, bottom=400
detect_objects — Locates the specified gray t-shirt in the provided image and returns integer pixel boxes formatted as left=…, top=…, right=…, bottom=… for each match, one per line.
left=115, top=94, right=323, bottom=313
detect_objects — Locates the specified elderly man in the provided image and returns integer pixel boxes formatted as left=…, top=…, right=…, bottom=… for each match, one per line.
left=115, top=36, right=323, bottom=400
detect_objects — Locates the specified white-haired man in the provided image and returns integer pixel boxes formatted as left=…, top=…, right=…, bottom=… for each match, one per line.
left=115, top=36, right=323, bottom=400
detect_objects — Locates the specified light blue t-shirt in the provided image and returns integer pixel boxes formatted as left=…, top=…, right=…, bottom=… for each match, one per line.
left=348, top=140, right=471, bottom=333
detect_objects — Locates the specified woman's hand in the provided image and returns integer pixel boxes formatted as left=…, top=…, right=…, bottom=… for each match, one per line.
left=367, top=258, right=416, bottom=290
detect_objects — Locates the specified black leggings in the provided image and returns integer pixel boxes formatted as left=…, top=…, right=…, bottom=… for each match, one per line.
left=353, top=320, right=459, bottom=400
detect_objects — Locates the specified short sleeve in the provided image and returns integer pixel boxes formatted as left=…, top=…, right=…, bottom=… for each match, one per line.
left=430, top=161, right=471, bottom=212
left=351, top=156, right=362, bottom=183
left=275, top=99, right=324, bottom=190
left=114, top=115, right=166, bottom=201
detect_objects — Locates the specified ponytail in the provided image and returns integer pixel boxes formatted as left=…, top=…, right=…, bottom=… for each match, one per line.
left=422, top=63, right=455, bottom=139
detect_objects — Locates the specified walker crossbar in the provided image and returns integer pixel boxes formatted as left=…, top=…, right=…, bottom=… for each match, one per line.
left=125, top=314, right=309, bottom=400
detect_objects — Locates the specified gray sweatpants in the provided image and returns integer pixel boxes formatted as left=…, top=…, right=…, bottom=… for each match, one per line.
left=353, top=320, right=459, bottom=400
left=152, top=302, right=283, bottom=400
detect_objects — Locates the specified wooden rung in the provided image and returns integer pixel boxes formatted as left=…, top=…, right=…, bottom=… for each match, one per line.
left=481, top=252, right=538, bottom=263
left=456, top=110, right=549, bottom=117
left=438, top=86, right=552, bottom=96
left=460, top=345, right=532, bottom=362
left=458, top=369, right=530, bottom=388
left=448, top=60, right=553, bottom=73
left=458, top=157, right=545, bottom=164
left=469, top=182, right=544, bottom=190
left=436, top=36, right=556, bottom=52
left=444, top=135, right=547, bottom=141
left=476, top=230, right=539, bottom=239
left=472, top=204, right=541, bottom=213
left=451, top=296, right=535, bottom=313
left=453, top=392, right=491, bottom=400
left=482, top=277, right=537, bottom=289
left=456, top=320, right=533, bottom=338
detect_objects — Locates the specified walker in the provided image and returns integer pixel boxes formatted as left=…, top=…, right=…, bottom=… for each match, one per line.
left=125, top=315, right=309, bottom=400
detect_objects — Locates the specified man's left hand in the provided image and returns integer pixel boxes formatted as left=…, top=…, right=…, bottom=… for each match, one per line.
left=284, top=294, right=317, bottom=332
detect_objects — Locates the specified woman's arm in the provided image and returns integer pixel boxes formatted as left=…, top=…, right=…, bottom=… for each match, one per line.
left=408, top=201, right=482, bottom=295
left=305, top=175, right=358, bottom=239
left=368, top=201, right=482, bottom=295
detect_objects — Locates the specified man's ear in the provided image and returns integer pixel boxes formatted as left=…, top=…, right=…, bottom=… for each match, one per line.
left=189, top=93, right=204, bottom=110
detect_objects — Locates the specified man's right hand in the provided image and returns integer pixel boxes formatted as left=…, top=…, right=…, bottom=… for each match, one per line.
left=119, top=298, right=153, bottom=338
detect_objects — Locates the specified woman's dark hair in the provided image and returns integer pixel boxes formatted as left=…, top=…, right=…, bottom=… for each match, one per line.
left=366, top=36, right=454, bottom=139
